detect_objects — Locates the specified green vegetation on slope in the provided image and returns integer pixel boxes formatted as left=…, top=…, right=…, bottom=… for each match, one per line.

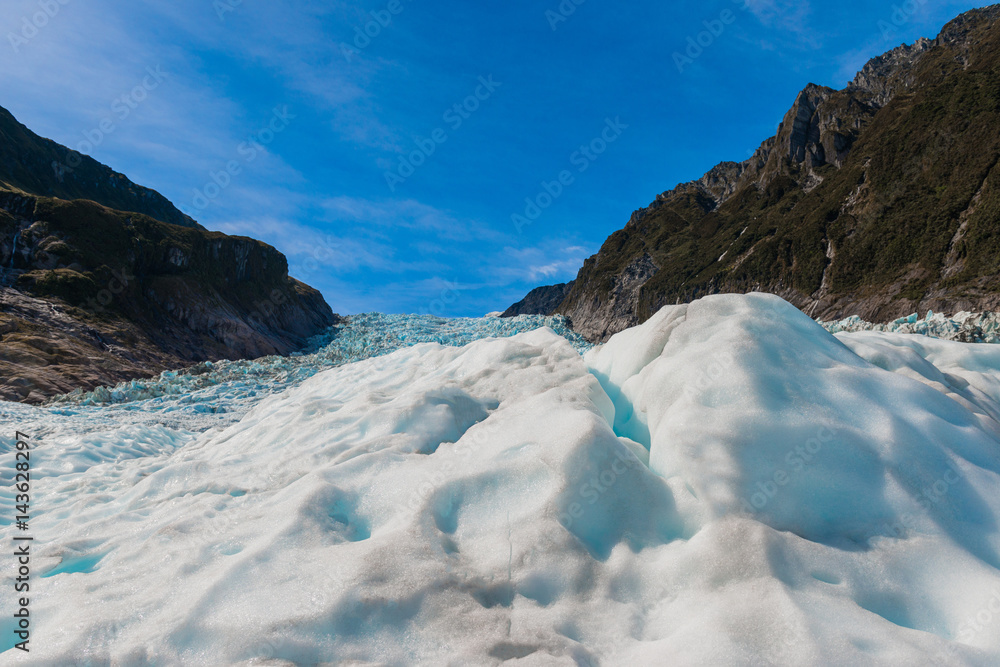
left=558, top=6, right=1000, bottom=337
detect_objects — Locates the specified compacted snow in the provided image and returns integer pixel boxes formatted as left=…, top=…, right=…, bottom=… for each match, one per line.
left=2, top=295, right=1000, bottom=665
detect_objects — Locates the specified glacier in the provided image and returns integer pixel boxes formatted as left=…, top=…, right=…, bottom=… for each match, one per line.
left=822, top=310, right=1000, bottom=343
left=1, top=294, right=1000, bottom=665
left=23, top=312, right=589, bottom=437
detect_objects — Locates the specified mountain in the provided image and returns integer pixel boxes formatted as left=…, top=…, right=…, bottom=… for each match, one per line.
left=0, top=105, right=198, bottom=229
left=508, top=5, right=1000, bottom=342
left=0, top=107, right=338, bottom=402
left=501, top=281, right=574, bottom=318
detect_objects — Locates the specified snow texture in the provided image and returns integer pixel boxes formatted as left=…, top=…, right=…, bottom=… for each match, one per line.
left=2, top=294, right=1000, bottom=665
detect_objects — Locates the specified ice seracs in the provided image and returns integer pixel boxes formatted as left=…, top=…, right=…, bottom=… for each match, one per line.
left=823, top=309, right=1000, bottom=343
left=3, top=294, right=1000, bottom=665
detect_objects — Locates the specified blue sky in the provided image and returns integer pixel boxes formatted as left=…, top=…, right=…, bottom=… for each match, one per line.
left=0, top=0, right=992, bottom=316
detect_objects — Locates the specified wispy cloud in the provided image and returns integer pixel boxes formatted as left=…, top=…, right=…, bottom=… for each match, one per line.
left=743, top=0, right=819, bottom=48
left=493, top=244, right=589, bottom=285
left=321, top=196, right=500, bottom=243
left=211, top=214, right=448, bottom=277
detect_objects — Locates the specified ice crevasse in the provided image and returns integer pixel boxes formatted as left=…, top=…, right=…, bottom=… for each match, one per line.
left=2, top=293, right=1000, bottom=665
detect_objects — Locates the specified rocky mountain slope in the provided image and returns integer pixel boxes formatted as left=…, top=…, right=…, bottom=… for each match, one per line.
left=512, top=5, right=1000, bottom=342
left=0, top=109, right=338, bottom=402
left=0, top=105, right=198, bottom=229
left=501, top=281, right=574, bottom=318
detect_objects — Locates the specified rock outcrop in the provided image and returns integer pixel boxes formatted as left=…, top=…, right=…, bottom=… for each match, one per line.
left=0, top=107, right=339, bottom=402
left=501, top=281, right=575, bottom=318
left=546, top=5, right=1000, bottom=341
left=0, top=105, right=198, bottom=229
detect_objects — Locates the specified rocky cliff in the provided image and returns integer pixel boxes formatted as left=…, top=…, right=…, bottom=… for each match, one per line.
left=501, top=281, right=574, bottom=318
left=512, top=5, right=1000, bottom=341
left=0, top=105, right=198, bottom=229
left=0, top=109, right=339, bottom=402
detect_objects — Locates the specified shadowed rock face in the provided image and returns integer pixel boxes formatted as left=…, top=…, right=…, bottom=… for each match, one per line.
left=546, top=5, right=1000, bottom=342
left=501, top=281, right=575, bottom=318
left=552, top=254, right=659, bottom=343
left=0, top=192, right=339, bottom=403
left=0, top=105, right=199, bottom=229
left=0, top=108, right=340, bottom=403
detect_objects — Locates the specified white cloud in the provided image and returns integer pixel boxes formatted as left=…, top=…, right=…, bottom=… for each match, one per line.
left=742, top=0, right=819, bottom=48
left=321, top=196, right=501, bottom=243
left=492, top=244, right=589, bottom=285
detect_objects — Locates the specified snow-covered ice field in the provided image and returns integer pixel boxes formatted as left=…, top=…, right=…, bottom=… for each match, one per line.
left=2, top=294, right=1000, bottom=665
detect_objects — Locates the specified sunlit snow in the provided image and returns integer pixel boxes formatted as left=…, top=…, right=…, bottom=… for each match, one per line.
left=2, top=296, right=1000, bottom=665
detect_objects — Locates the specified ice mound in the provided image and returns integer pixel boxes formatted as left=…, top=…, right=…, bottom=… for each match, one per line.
left=4, top=295, right=1000, bottom=665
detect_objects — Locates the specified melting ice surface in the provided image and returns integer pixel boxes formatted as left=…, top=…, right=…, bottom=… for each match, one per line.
left=2, top=296, right=1000, bottom=665
left=25, top=312, right=590, bottom=436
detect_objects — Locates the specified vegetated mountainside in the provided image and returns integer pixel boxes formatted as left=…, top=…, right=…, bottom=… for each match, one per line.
left=0, top=105, right=198, bottom=229
left=522, top=5, right=1000, bottom=342
left=0, top=111, right=338, bottom=402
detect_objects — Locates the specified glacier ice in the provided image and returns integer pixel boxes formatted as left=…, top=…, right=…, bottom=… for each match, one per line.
left=23, top=312, right=590, bottom=438
left=822, top=310, right=1000, bottom=343
left=2, top=295, right=1000, bottom=665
